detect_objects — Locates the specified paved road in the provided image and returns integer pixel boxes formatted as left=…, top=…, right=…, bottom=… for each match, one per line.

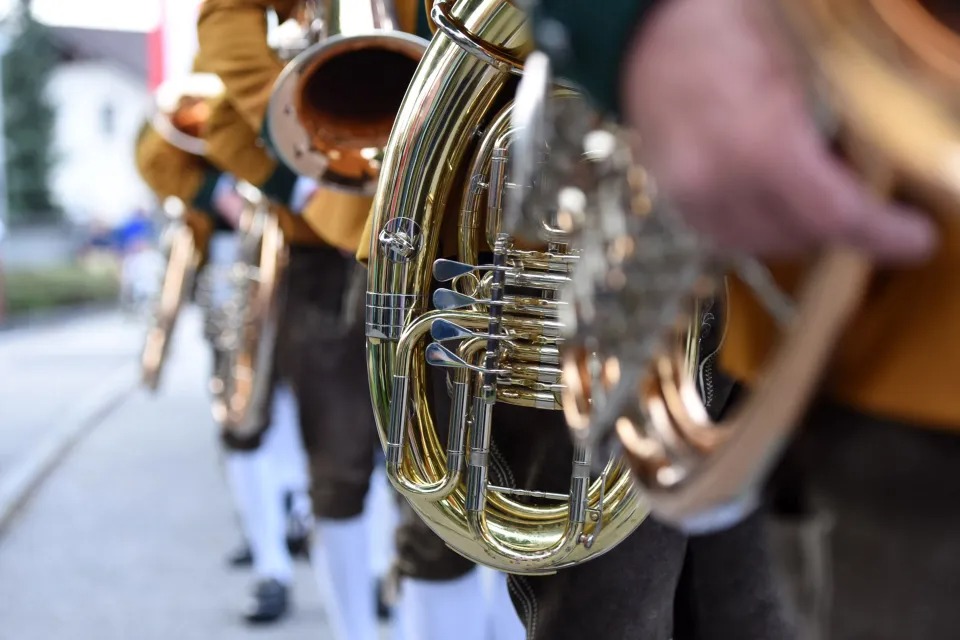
left=0, top=309, right=346, bottom=640
left=0, top=309, right=143, bottom=479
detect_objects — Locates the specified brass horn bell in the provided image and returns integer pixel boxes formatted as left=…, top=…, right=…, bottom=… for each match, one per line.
left=266, top=0, right=429, bottom=194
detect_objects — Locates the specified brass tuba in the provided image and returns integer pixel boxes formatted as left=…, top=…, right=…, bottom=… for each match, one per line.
left=210, top=183, right=288, bottom=437
left=556, top=0, right=960, bottom=532
left=266, top=0, right=430, bottom=193
left=140, top=73, right=225, bottom=391
left=141, top=197, right=202, bottom=391
left=366, top=0, right=647, bottom=574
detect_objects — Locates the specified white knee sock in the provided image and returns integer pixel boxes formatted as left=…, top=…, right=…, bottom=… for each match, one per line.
left=225, top=450, right=293, bottom=584
left=397, top=570, right=488, bottom=640
left=312, top=515, right=378, bottom=640
left=480, top=569, right=525, bottom=640
left=261, top=386, right=310, bottom=493
left=367, top=467, right=400, bottom=579
left=261, top=385, right=313, bottom=530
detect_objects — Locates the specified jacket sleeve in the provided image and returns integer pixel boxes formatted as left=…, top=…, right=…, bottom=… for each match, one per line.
left=199, top=92, right=324, bottom=245
left=395, top=0, right=422, bottom=36
left=203, top=95, right=276, bottom=187
left=355, top=209, right=375, bottom=264
left=301, top=189, right=374, bottom=253
left=196, top=0, right=297, bottom=132
left=203, top=95, right=301, bottom=205
left=532, top=0, right=660, bottom=117
left=135, top=122, right=223, bottom=215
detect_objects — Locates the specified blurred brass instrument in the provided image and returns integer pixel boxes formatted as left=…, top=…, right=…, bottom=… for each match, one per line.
left=208, top=184, right=288, bottom=436
left=549, top=0, right=960, bottom=532
left=266, top=0, right=429, bottom=193
left=366, top=0, right=646, bottom=574
left=141, top=198, right=201, bottom=391
left=140, top=73, right=225, bottom=391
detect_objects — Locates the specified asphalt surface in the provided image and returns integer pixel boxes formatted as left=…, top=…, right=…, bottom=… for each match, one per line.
left=0, top=309, right=142, bottom=478
left=0, top=309, right=346, bottom=640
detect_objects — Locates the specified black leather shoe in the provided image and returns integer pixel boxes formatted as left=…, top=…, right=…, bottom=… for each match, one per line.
left=376, top=575, right=397, bottom=621
left=286, top=534, right=311, bottom=561
left=243, top=578, right=289, bottom=624
left=227, top=543, right=253, bottom=568
left=284, top=491, right=312, bottom=562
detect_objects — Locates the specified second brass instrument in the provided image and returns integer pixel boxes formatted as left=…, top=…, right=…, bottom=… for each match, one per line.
left=141, top=197, right=201, bottom=391
left=140, top=73, right=225, bottom=391
left=525, top=62, right=867, bottom=532
left=550, top=0, right=960, bottom=531
left=209, top=184, right=288, bottom=436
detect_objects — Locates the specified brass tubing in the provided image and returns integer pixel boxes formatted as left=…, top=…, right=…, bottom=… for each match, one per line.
left=367, top=0, right=646, bottom=572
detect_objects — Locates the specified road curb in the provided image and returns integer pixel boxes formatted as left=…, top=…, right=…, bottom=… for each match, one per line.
left=0, top=365, right=138, bottom=535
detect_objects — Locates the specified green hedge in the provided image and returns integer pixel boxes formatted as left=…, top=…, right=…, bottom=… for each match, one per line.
left=4, top=264, right=120, bottom=316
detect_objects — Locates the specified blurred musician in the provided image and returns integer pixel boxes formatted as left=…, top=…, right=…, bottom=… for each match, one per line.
left=196, top=2, right=526, bottom=638
left=134, top=90, right=312, bottom=624
left=196, top=4, right=384, bottom=637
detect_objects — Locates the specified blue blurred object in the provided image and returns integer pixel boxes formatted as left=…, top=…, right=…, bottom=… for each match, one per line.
left=113, top=211, right=154, bottom=252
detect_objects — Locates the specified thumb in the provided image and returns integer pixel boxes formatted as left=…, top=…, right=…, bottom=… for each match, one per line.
left=844, top=202, right=938, bottom=265
left=772, top=125, right=939, bottom=265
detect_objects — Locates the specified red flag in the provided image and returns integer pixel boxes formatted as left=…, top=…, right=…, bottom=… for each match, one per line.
left=146, top=0, right=166, bottom=90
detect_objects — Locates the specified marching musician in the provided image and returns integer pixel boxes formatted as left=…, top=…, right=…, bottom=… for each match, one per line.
left=530, top=0, right=960, bottom=638
left=196, top=3, right=390, bottom=638
left=135, top=105, right=313, bottom=624
left=196, top=2, right=527, bottom=639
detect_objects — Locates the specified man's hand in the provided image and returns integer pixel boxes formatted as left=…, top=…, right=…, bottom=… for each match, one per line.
left=213, top=189, right=246, bottom=228
left=621, top=0, right=936, bottom=263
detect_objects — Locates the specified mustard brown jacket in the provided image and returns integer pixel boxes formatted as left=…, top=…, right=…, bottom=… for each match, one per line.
left=196, top=0, right=425, bottom=252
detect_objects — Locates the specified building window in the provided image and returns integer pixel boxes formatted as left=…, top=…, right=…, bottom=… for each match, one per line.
left=100, top=103, right=115, bottom=137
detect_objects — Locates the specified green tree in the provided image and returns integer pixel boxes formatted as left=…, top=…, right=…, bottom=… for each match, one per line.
left=2, top=6, right=59, bottom=223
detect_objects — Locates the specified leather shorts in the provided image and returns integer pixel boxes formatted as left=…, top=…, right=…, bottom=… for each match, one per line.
left=222, top=246, right=377, bottom=520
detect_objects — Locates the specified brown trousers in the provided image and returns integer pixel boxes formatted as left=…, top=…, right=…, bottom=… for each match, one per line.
left=390, top=280, right=792, bottom=639
left=394, top=369, right=792, bottom=640
left=222, top=246, right=378, bottom=520
left=773, top=401, right=960, bottom=640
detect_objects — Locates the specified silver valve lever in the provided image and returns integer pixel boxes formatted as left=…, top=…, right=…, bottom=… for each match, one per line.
left=425, top=343, right=508, bottom=374
left=431, top=318, right=478, bottom=342
left=433, top=288, right=508, bottom=311
left=434, top=288, right=477, bottom=310
left=433, top=259, right=512, bottom=282
left=434, top=259, right=478, bottom=282
left=430, top=318, right=506, bottom=343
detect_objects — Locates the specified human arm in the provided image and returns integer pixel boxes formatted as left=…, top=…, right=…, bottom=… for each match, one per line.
left=533, top=0, right=935, bottom=263
left=134, top=122, right=226, bottom=219
left=196, top=0, right=297, bottom=132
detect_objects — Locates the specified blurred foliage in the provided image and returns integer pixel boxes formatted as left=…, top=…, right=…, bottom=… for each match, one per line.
left=4, top=263, right=119, bottom=315
left=2, top=7, right=59, bottom=223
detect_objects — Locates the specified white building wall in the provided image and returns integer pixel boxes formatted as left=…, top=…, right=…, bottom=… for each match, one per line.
left=161, top=0, right=202, bottom=79
left=46, top=60, right=153, bottom=226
